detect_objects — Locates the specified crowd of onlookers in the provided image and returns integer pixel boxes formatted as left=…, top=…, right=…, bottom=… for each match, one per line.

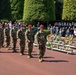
left=47, top=22, right=76, bottom=37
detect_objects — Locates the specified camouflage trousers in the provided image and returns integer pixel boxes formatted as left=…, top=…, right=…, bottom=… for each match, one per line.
left=38, top=44, right=46, bottom=59
left=12, top=38, right=17, bottom=51
left=19, top=40, right=25, bottom=54
left=0, top=39, right=4, bottom=48
left=27, top=42, right=33, bottom=56
left=6, top=36, right=10, bottom=47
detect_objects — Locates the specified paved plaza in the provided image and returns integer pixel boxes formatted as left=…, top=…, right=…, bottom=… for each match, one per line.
left=0, top=46, right=76, bottom=75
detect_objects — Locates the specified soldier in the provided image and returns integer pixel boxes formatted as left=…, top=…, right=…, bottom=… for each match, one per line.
left=26, top=24, right=34, bottom=58
left=0, top=23, right=4, bottom=52
left=10, top=24, right=18, bottom=52
left=4, top=24, right=10, bottom=48
left=18, top=24, right=26, bottom=55
left=36, top=24, right=47, bottom=62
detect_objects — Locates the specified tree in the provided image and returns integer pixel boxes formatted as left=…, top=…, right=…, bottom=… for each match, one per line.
left=62, top=0, right=76, bottom=20
left=23, top=0, right=56, bottom=23
left=10, top=0, right=24, bottom=20
left=0, top=0, right=12, bottom=20
left=55, top=0, right=63, bottom=20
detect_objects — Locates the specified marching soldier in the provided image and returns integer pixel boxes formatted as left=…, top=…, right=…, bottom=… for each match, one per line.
left=4, top=24, right=10, bottom=48
left=26, top=24, right=34, bottom=58
left=0, top=23, right=4, bottom=52
left=36, top=24, right=47, bottom=62
left=18, top=24, right=26, bottom=55
left=11, top=24, right=18, bottom=52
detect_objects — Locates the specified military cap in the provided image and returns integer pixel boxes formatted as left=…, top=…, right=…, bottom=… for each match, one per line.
left=20, top=24, right=24, bottom=27
left=13, top=24, right=16, bottom=26
left=40, top=24, right=44, bottom=29
left=6, top=24, right=9, bottom=27
left=28, top=24, right=32, bottom=28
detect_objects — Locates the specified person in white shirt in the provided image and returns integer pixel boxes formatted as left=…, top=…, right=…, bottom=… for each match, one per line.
left=74, top=28, right=76, bottom=41
left=9, top=21, right=13, bottom=29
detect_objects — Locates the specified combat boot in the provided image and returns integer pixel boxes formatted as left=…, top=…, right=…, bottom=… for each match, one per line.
left=27, top=55, right=33, bottom=58
left=39, top=58, right=43, bottom=62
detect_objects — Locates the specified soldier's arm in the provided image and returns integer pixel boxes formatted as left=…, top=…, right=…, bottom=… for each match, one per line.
left=10, top=28, right=13, bottom=37
left=3, top=29, right=6, bottom=37
left=25, top=30, right=27, bottom=39
left=3, top=29, right=6, bottom=43
left=2, top=29, right=4, bottom=38
left=25, top=30, right=30, bottom=42
left=35, top=32, right=40, bottom=44
left=25, top=30, right=27, bottom=40
left=17, top=29, right=20, bottom=39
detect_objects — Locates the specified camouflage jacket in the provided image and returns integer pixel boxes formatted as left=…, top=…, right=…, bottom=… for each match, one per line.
left=0, top=28, right=4, bottom=40
left=18, top=29, right=25, bottom=40
left=26, top=29, right=34, bottom=43
left=36, top=31, right=47, bottom=44
left=4, top=28, right=10, bottom=37
left=11, top=28, right=18, bottom=39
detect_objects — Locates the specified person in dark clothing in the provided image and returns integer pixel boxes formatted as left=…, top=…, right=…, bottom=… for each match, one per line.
left=0, top=24, right=4, bottom=52
left=11, top=24, right=18, bottom=52
left=4, top=24, right=10, bottom=48
left=26, top=24, right=34, bottom=58
left=18, top=24, right=26, bottom=55
left=36, top=24, right=47, bottom=62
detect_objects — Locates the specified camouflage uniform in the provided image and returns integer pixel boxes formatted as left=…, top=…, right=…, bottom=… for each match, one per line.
left=4, top=24, right=10, bottom=48
left=26, top=24, right=34, bottom=58
left=36, top=25, right=47, bottom=62
left=0, top=24, right=4, bottom=49
left=18, top=25, right=26, bottom=55
left=11, top=25, right=18, bottom=52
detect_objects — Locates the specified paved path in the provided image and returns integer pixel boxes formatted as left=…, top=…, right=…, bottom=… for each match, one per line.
left=0, top=46, right=76, bottom=75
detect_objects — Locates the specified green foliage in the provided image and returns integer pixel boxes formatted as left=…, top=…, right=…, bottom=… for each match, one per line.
left=10, top=0, right=24, bottom=20
left=0, top=0, right=12, bottom=20
left=0, top=19, right=9, bottom=22
left=55, top=0, right=63, bottom=20
left=16, top=19, right=24, bottom=22
left=44, top=30, right=50, bottom=36
left=62, top=0, right=76, bottom=20
left=23, top=0, right=56, bottom=23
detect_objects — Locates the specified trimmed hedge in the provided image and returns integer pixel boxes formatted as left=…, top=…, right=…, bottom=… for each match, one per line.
left=23, top=0, right=56, bottom=23
left=44, top=30, right=50, bottom=36
left=0, top=19, right=9, bottom=22
left=62, top=0, right=76, bottom=20
left=0, top=0, right=12, bottom=20
left=10, top=0, right=24, bottom=20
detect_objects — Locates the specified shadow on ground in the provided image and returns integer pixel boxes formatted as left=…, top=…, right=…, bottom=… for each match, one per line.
left=43, top=60, right=69, bottom=62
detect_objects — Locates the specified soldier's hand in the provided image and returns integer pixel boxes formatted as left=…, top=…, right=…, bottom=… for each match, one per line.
left=18, top=39, right=20, bottom=42
left=39, top=43, right=42, bottom=45
left=27, top=40, right=30, bottom=42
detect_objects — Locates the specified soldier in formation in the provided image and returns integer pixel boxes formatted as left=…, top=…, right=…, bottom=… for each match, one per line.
left=26, top=24, right=34, bottom=58
left=36, top=24, right=47, bottom=62
left=0, top=24, right=4, bottom=52
left=4, top=24, right=10, bottom=48
left=10, top=23, right=18, bottom=52
left=17, top=24, right=26, bottom=55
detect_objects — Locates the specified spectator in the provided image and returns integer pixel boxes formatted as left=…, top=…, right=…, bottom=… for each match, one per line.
left=37, top=22, right=40, bottom=31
